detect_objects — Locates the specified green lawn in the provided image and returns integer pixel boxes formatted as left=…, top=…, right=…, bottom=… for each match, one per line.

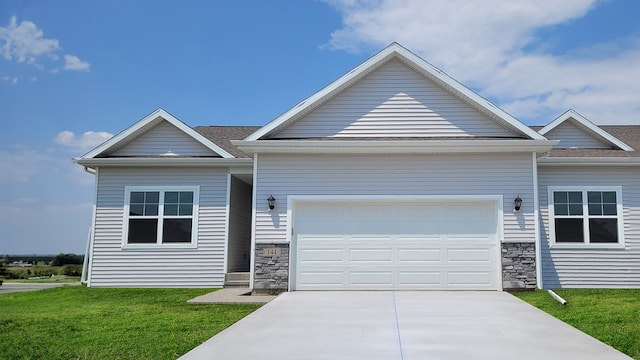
left=0, top=286, right=260, bottom=360
left=513, top=289, right=640, bottom=359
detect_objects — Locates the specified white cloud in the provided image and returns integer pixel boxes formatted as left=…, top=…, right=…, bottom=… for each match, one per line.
left=63, top=54, right=90, bottom=71
left=0, top=16, right=90, bottom=73
left=0, top=16, right=59, bottom=63
left=55, top=130, right=113, bottom=152
left=323, top=0, right=640, bottom=124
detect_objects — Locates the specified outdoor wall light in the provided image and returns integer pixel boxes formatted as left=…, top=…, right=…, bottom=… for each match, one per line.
left=267, top=195, right=276, bottom=211
left=514, top=196, right=523, bottom=212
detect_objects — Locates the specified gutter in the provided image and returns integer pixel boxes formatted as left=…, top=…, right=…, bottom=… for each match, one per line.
left=73, top=157, right=254, bottom=167
left=232, top=139, right=558, bottom=155
left=538, top=157, right=640, bottom=166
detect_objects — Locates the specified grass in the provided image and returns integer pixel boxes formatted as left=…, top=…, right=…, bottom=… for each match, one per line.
left=513, top=289, right=640, bottom=359
left=0, top=286, right=260, bottom=360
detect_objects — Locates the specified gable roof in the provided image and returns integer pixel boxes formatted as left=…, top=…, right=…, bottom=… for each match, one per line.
left=80, top=109, right=235, bottom=159
left=193, top=126, right=261, bottom=158
left=535, top=125, right=640, bottom=158
left=244, top=42, right=546, bottom=141
left=538, top=110, right=634, bottom=151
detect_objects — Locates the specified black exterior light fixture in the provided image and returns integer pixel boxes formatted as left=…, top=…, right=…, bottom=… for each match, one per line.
left=267, top=195, right=276, bottom=211
left=514, top=196, right=523, bottom=212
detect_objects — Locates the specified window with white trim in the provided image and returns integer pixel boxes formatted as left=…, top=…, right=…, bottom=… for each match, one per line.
left=549, top=187, right=623, bottom=246
left=124, top=187, right=199, bottom=247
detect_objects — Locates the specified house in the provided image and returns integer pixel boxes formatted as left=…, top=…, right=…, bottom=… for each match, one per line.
left=75, top=43, right=640, bottom=291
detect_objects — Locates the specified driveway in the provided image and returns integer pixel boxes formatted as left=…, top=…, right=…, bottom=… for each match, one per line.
left=180, top=291, right=631, bottom=360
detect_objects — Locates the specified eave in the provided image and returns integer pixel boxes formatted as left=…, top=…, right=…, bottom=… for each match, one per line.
left=232, top=139, right=558, bottom=155
left=538, top=157, right=640, bottom=166
left=73, top=157, right=253, bottom=168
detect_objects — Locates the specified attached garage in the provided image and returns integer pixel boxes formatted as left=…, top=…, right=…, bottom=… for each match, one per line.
left=291, top=198, right=501, bottom=290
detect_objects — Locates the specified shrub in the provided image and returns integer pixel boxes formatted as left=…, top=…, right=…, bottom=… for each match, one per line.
left=61, top=264, right=83, bottom=277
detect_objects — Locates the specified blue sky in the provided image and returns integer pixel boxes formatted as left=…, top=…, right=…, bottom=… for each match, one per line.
left=1, top=0, right=639, bottom=255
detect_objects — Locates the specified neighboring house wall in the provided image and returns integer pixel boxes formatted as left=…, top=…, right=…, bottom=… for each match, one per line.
left=539, top=166, right=640, bottom=288
left=254, top=152, right=536, bottom=242
left=90, top=166, right=228, bottom=287
left=111, top=121, right=215, bottom=156
left=226, top=176, right=252, bottom=272
left=272, top=60, right=515, bottom=138
left=543, top=121, right=610, bottom=149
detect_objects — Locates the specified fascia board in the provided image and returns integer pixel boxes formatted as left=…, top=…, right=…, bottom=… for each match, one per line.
left=539, top=110, right=633, bottom=151
left=232, top=139, right=558, bottom=154
left=245, top=43, right=545, bottom=142
left=538, top=157, right=640, bottom=166
left=81, top=109, right=234, bottom=159
left=74, top=157, right=252, bottom=167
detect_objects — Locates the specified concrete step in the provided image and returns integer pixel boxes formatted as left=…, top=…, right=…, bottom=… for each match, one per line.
left=224, top=272, right=250, bottom=288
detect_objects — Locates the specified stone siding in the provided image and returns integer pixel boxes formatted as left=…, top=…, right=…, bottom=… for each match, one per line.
left=254, top=243, right=289, bottom=293
left=502, top=242, right=536, bottom=290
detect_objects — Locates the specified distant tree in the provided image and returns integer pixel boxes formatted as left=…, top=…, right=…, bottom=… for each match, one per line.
left=51, top=253, right=83, bottom=266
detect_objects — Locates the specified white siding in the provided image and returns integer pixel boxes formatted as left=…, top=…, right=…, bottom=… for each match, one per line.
left=91, top=167, right=228, bottom=287
left=254, top=153, right=535, bottom=245
left=273, top=60, right=516, bottom=139
left=544, top=121, right=610, bottom=149
left=539, top=166, right=640, bottom=288
left=227, top=176, right=252, bottom=272
left=110, top=121, right=217, bottom=157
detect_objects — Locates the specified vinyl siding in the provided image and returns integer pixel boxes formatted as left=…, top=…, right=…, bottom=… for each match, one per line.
left=254, top=153, right=535, bottom=245
left=110, top=121, right=217, bottom=157
left=272, top=60, right=515, bottom=139
left=544, top=121, right=610, bottom=149
left=227, top=176, right=252, bottom=272
left=90, top=167, right=228, bottom=287
left=539, top=166, right=640, bottom=288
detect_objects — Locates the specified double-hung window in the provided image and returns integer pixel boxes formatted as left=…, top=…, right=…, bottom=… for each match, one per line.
left=549, top=186, right=623, bottom=247
left=124, top=186, right=199, bottom=248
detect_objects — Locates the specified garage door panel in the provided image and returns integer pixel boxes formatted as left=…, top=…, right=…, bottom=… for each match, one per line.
left=294, top=200, right=499, bottom=290
left=398, top=249, right=442, bottom=262
left=349, top=272, right=393, bottom=286
left=349, top=249, right=393, bottom=262
left=447, top=249, right=492, bottom=262
left=299, top=248, right=344, bottom=262
left=398, top=272, right=442, bottom=285
left=447, top=272, right=493, bottom=286
left=299, top=272, right=343, bottom=287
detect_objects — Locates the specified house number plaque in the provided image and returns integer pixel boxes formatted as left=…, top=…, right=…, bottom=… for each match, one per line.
left=262, top=248, right=282, bottom=257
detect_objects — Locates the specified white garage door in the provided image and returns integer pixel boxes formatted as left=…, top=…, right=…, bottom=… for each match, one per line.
left=293, top=200, right=500, bottom=290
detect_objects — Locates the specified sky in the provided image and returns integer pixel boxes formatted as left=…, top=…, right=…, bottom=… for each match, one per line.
left=1, top=0, right=639, bottom=255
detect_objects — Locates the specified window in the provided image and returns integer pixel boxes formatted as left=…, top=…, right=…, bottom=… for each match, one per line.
left=124, top=187, right=199, bottom=247
left=549, top=187, right=623, bottom=246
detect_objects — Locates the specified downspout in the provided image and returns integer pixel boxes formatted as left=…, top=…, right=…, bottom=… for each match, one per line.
left=86, top=167, right=99, bottom=287
left=532, top=152, right=543, bottom=289
left=249, top=153, right=258, bottom=291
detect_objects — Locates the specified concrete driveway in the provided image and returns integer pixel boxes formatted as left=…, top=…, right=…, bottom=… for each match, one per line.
left=180, top=291, right=631, bottom=360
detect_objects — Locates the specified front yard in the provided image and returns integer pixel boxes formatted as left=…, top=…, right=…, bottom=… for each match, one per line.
left=0, top=286, right=260, bottom=359
left=513, top=289, right=640, bottom=359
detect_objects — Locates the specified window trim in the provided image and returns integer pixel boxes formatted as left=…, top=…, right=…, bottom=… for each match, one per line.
left=122, top=186, right=200, bottom=249
left=548, top=186, right=624, bottom=249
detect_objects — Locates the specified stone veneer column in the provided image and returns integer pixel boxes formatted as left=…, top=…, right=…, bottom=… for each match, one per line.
left=502, top=242, right=536, bottom=290
left=253, top=243, right=289, bottom=293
